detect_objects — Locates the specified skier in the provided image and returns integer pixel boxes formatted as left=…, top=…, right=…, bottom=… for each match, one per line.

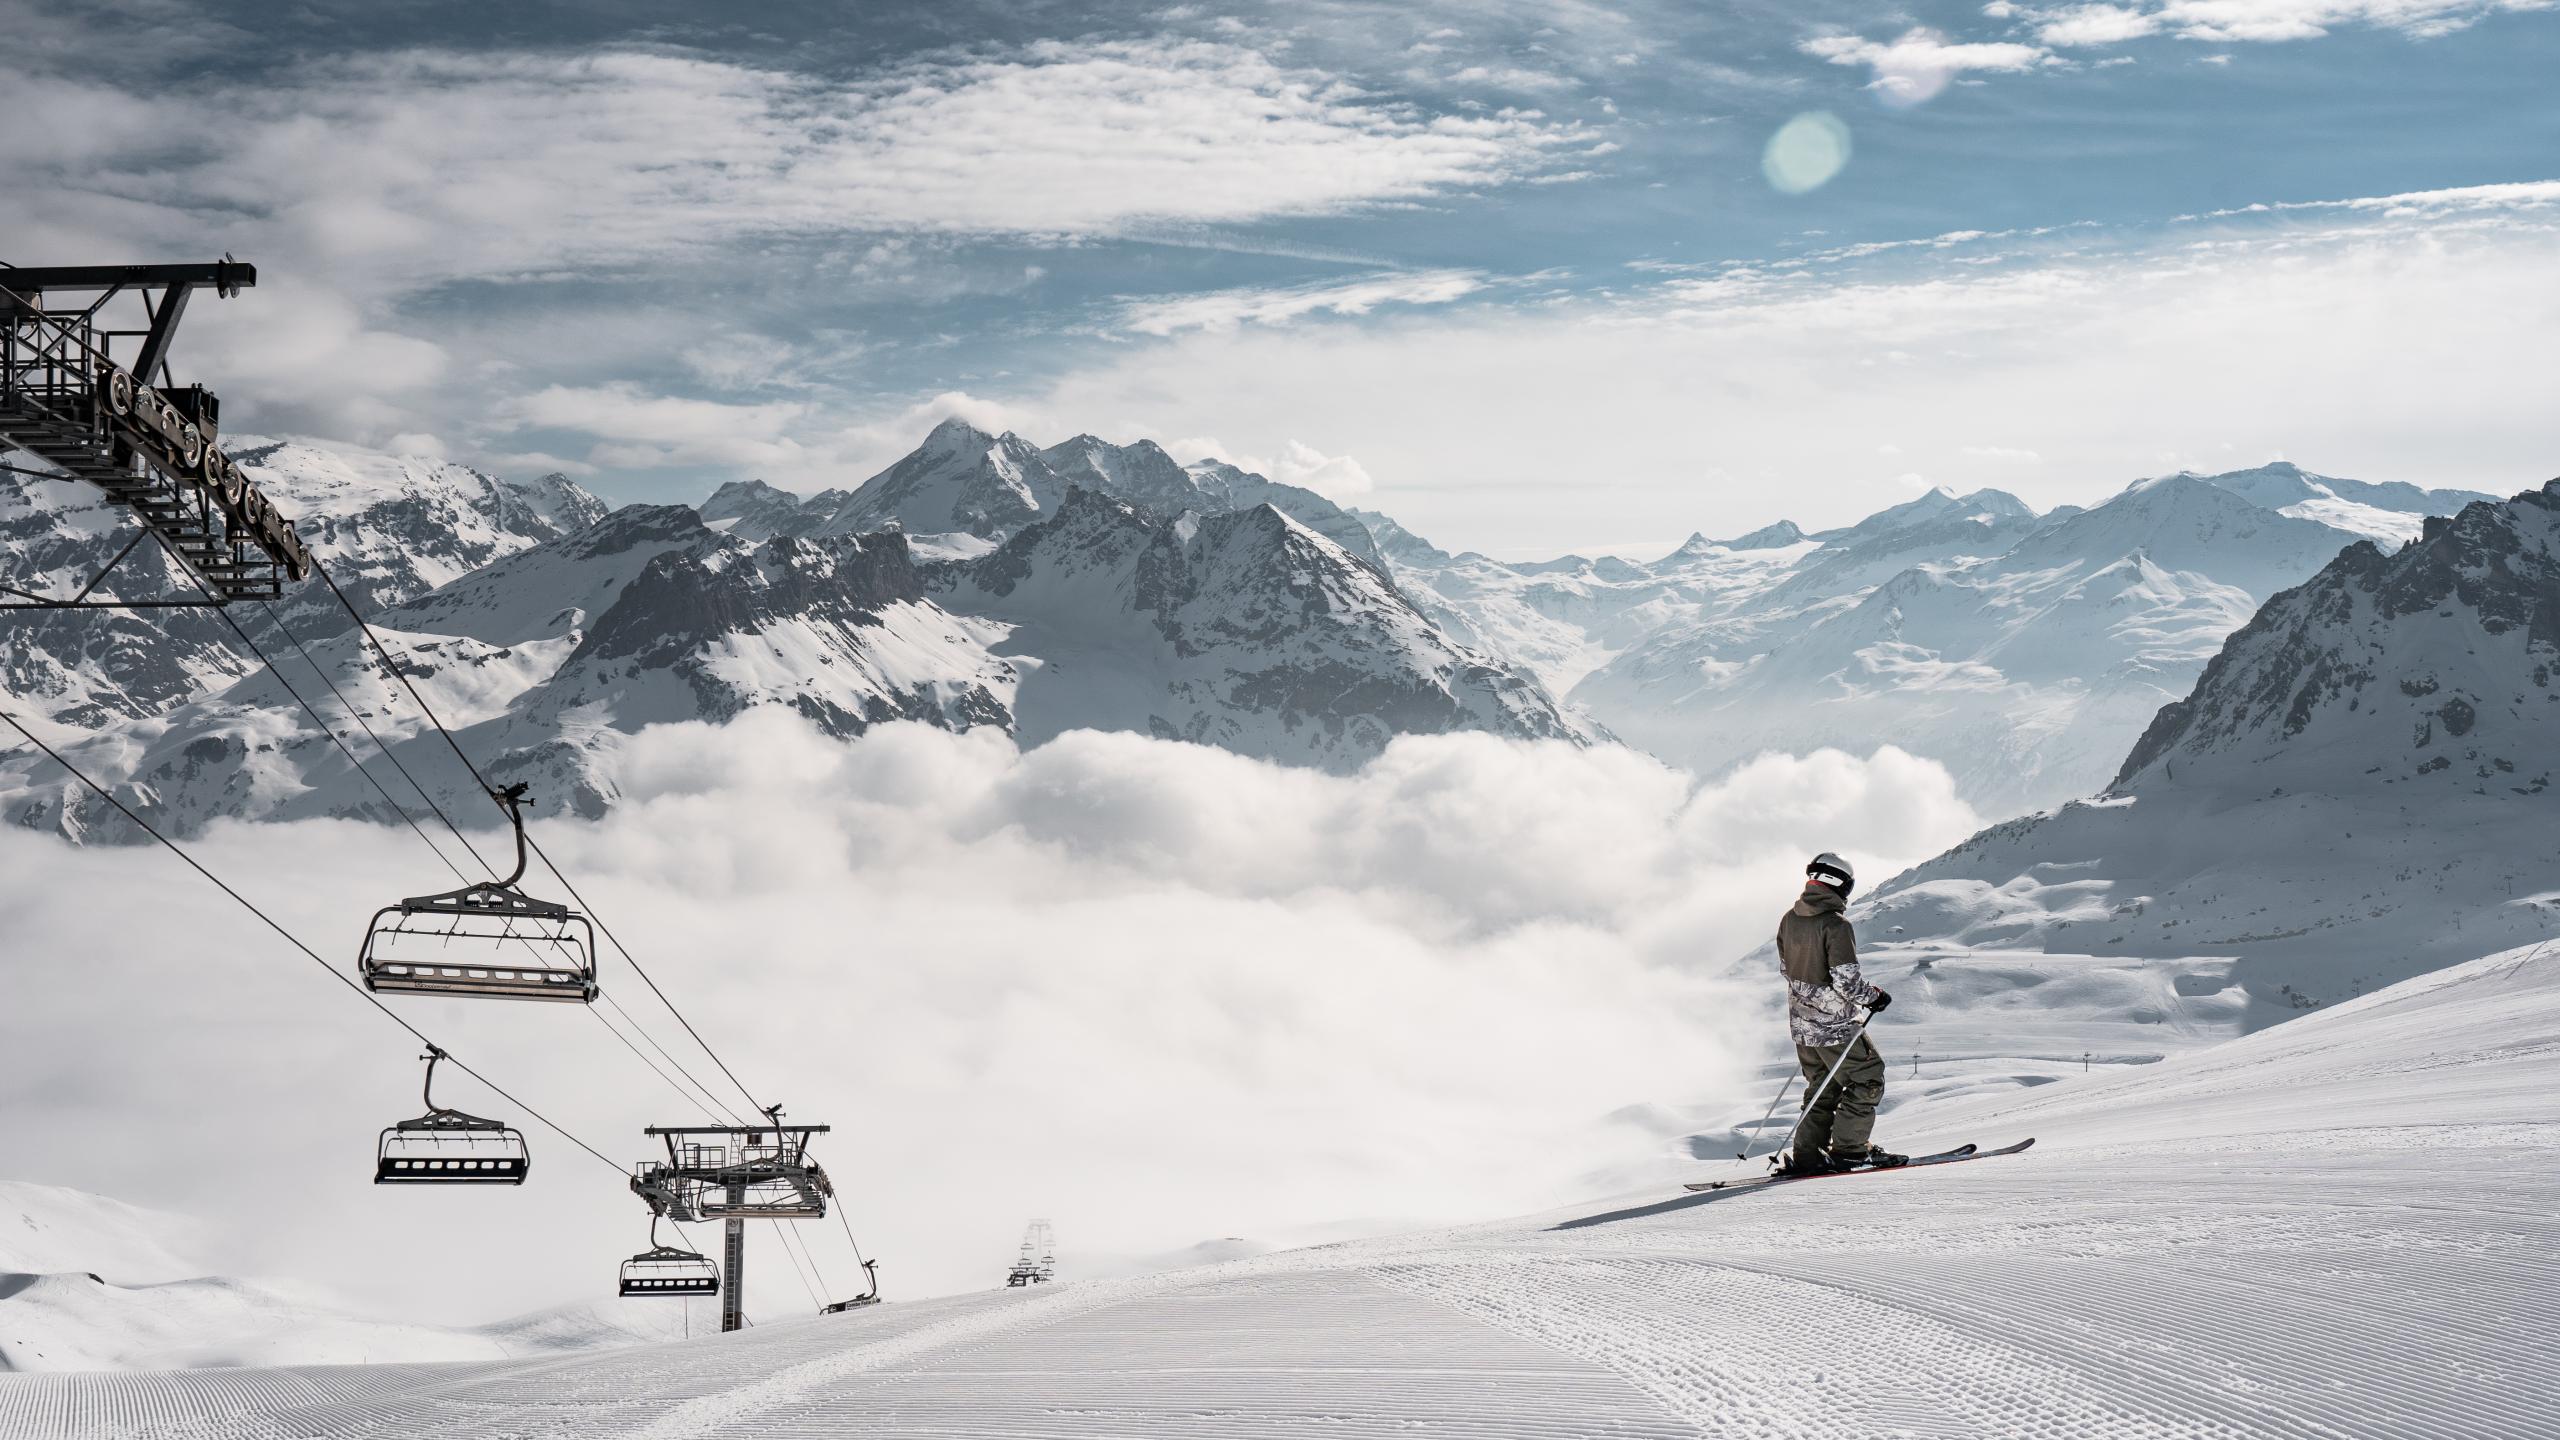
left=1773, top=852, right=1907, bottom=1177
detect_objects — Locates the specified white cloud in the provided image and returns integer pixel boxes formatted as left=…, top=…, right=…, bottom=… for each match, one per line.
left=0, top=718, right=1976, bottom=1322
left=2022, top=0, right=2551, bottom=45
left=1799, top=27, right=2052, bottom=106
left=500, top=384, right=811, bottom=471
left=1117, top=269, right=1488, bottom=336
left=1167, top=436, right=1380, bottom=501
left=2035, top=4, right=2167, bottom=44
left=0, top=36, right=1588, bottom=468
left=7, top=41, right=1587, bottom=286
left=2197, top=179, right=2560, bottom=217
left=1961, top=444, right=2044, bottom=462
left=1027, top=187, right=2560, bottom=554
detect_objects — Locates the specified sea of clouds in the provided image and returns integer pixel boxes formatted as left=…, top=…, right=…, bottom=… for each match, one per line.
left=0, top=715, right=1977, bottom=1326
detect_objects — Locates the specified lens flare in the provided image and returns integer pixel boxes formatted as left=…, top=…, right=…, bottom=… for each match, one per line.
left=1762, top=112, right=1853, bottom=196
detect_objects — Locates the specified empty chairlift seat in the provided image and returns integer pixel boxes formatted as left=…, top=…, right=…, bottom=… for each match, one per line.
left=358, top=784, right=599, bottom=1004
left=620, top=1236, right=719, bottom=1297
left=374, top=1047, right=530, bottom=1185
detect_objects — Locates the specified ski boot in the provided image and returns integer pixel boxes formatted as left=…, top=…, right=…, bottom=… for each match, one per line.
left=1772, top=1147, right=1846, bottom=1179
left=1832, top=1144, right=1908, bottom=1170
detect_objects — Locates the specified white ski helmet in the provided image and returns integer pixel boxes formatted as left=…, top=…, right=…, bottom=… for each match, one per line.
left=1807, top=852, right=1855, bottom=892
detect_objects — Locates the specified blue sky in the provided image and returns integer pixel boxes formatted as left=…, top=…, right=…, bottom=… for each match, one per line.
left=8, top=0, right=2557, bottom=554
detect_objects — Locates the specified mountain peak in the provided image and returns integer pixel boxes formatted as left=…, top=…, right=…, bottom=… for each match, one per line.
left=921, top=415, right=999, bottom=451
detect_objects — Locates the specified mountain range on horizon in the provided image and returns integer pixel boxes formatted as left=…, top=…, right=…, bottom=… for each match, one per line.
left=0, top=418, right=2514, bottom=841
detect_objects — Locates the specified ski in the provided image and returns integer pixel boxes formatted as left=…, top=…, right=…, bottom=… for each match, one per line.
left=1682, top=1138, right=2033, bottom=1193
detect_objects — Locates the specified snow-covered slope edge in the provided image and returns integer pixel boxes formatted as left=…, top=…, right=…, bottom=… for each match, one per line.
left=0, top=1181, right=697, bottom=1373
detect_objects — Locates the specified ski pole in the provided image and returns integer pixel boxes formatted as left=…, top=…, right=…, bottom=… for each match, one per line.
left=1734, top=1068, right=1799, bottom=1162
left=1761, top=1009, right=1875, bottom=1168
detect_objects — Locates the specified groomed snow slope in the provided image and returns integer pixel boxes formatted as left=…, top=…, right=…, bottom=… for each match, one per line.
left=5, top=941, right=2551, bottom=1437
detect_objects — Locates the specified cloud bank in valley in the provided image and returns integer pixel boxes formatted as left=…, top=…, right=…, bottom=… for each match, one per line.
left=0, top=717, right=1976, bottom=1324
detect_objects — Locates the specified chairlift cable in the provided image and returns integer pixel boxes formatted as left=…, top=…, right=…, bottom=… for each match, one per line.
left=835, top=1201, right=872, bottom=1270
left=249, top=598, right=501, bottom=878
left=244, top=592, right=754, bottom=1132
left=589, top=1004, right=727, bottom=1127
left=312, top=554, right=774, bottom=1119
left=788, top=1219, right=830, bottom=1297
left=775, top=1224, right=825, bottom=1309
left=207, top=602, right=474, bottom=887
left=0, top=706, right=627, bottom=1177
left=598, top=994, right=749, bottom=1125
left=521, top=830, right=771, bottom=1117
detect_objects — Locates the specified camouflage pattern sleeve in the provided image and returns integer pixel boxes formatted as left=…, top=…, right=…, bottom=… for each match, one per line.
left=1827, top=920, right=1882, bottom=1008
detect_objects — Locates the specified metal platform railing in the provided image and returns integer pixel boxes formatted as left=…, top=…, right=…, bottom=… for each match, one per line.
left=0, top=276, right=311, bottom=605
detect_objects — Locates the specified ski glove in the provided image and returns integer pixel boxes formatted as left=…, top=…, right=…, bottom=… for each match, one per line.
left=1867, top=989, right=1893, bottom=1013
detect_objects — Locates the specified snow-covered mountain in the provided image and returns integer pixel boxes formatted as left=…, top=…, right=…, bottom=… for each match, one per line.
left=1862, top=477, right=2560, bottom=1009
left=1559, top=477, right=2370, bottom=815
left=933, top=487, right=1594, bottom=765
left=0, top=440, right=602, bottom=733
left=739, top=419, right=1387, bottom=567
left=2173, top=459, right=2496, bottom=545
left=2, top=434, right=1584, bottom=832
left=5, top=430, right=2500, bottom=834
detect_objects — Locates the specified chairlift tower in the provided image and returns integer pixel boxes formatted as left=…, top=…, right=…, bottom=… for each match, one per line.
left=0, top=261, right=315, bottom=607
left=641, top=1107, right=832, bottom=1333
left=1006, top=1220, right=1057, bottom=1287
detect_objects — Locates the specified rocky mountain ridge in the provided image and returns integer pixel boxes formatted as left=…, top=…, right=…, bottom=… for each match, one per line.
left=1857, top=478, right=2560, bottom=1010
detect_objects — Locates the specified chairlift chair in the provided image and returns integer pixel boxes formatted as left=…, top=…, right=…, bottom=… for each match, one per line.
left=820, top=1259, right=883, bottom=1314
left=374, top=1047, right=530, bottom=1184
left=618, top=1219, right=719, bottom=1297
left=359, top=784, right=599, bottom=1003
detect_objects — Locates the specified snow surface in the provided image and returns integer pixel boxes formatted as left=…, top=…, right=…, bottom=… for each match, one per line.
left=3, top=940, right=2549, bottom=1433
left=0, top=1183, right=699, bottom=1373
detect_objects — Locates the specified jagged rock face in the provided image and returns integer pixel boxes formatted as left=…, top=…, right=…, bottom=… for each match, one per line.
left=538, top=527, right=1010, bottom=747
left=2114, top=479, right=2560, bottom=794
left=774, top=420, right=1388, bottom=566
left=700, top=478, right=830, bottom=542
left=1855, top=481, right=2560, bottom=1007
left=1044, top=434, right=1204, bottom=515
left=0, top=441, right=605, bottom=729
left=937, top=488, right=1597, bottom=770
left=1179, top=460, right=1386, bottom=569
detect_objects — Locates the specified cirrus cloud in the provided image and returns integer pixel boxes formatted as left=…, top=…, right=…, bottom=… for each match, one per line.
left=1116, top=269, right=1489, bottom=336
left=1799, top=27, right=2054, bottom=106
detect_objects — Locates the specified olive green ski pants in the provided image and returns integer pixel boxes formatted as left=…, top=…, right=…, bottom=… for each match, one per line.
left=1793, top=1034, right=1886, bottom=1158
